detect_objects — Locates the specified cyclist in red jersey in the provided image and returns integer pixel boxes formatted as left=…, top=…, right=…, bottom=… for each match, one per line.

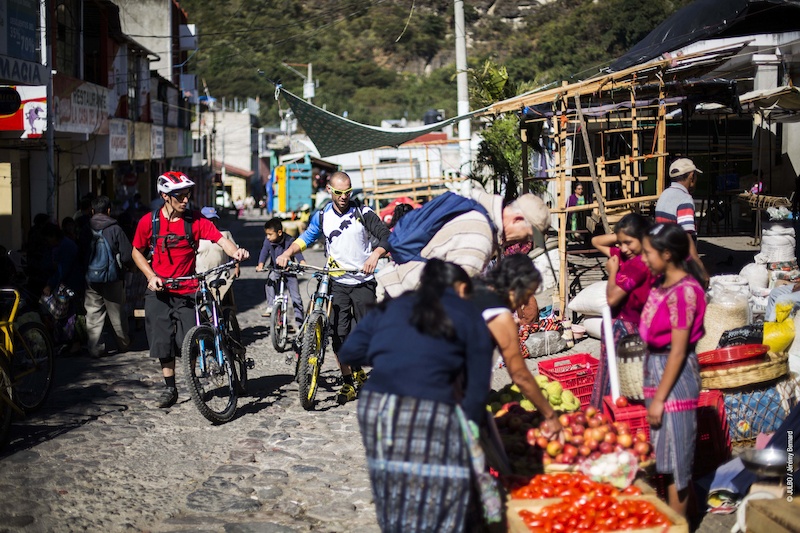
left=131, top=171, right=249, bottom=408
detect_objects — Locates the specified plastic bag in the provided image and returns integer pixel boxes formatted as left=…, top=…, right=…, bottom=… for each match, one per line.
left=763, top=302, right=795, bottom=353
left=39, top=284, right=74, bottom=320
left=697, top=290, right=751, bottom=354
left=578, top=450, right=639, bottom=489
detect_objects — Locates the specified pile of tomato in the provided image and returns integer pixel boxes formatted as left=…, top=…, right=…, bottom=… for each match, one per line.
left=519, top=494, right=670, bottom=532
left=510, top=473, right=643, bottom=500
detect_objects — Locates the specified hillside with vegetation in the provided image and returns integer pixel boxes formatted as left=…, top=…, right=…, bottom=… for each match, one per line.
left=180, top=0, right=692, bottom=127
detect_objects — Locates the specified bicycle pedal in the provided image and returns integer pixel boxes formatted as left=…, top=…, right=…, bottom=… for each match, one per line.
left=246, top=358, right=255, bottom=369
left=285, top=353, right=296, bottom=366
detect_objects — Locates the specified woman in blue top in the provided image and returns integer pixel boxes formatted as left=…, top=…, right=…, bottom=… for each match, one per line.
left=339, top=259, right=494, bottom=533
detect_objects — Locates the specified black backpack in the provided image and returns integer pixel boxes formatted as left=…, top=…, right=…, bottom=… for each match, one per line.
left=150, top=209, right=197, bottom=256
left=86, top=227, right=121, bottom=283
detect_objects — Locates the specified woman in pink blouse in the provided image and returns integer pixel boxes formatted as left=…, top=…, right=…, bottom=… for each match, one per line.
left=639, top=223, right=707, bottom=519
left=589, top=214, right=654, bottom=407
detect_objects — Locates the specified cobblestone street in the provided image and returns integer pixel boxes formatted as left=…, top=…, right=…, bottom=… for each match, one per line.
left=1, top=213, right=381, bottom=533
left=0, top=212, right=736, bottom=532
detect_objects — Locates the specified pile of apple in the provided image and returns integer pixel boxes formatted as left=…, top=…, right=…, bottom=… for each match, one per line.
left=527, top=405, right=653, bottom=467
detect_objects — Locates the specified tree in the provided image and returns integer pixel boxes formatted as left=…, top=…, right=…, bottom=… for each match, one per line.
left=469, top=60, right=543, bottom=202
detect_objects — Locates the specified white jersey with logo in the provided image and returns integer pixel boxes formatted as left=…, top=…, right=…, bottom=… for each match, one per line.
left=296, top=203, right=376, bottom=286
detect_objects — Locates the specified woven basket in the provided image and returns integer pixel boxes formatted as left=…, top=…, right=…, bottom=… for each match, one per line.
left=700, top=351, right=789, bottom=390
left=616, top=334, right=646, bottom=400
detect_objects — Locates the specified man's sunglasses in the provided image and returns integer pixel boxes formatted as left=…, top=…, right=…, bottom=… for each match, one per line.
left=329, top=186, right=353, bottom=196
left=170, top=191, right=192, bottom=201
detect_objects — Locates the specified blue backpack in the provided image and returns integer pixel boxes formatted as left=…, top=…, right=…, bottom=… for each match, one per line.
left=86, top=228, right=121, bottom=283
left=387, top=192, right=497, bottom=264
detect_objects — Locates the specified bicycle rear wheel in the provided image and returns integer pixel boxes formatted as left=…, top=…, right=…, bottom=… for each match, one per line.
left=12, top=322, right=54, bottom=413
left=0, top=356, right=13, bottom=450
left=297, top=310, right=326, bottom=410
left=271, top=299, right=288, bottom=352
left=182, top=325, right=237, bottom=424
left=224, top=309, right=247, bottom=395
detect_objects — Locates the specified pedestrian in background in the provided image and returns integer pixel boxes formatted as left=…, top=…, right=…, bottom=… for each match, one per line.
left=566, top=182, right=586, bottom=239
left=655, top=158, right=707, bottom=280
left=256, top=217, right=305, bottom=329
left=639, top=222, right=707, bottom=519
left=339, top=259, right=494, bottom=533
left=84, top=195, right=133, bottom=357
left=196, top=206, right=240, bottom=310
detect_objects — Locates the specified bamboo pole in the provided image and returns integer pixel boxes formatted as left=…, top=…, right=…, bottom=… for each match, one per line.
left=557, top=94, right=570, bottom=316
left=656, top=83, right=667, bottom=194
left=553, top=194, right=661, bottom=213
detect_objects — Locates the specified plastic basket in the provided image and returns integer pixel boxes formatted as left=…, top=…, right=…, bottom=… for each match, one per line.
left=603, top=396, right=650, bottom=441
left=694, top=390, right=731, bottom=477
left=538, top=353, right=599, bottom=408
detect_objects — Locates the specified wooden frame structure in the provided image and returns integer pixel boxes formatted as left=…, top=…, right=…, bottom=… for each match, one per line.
left=485, top=47, right=744, bottom=314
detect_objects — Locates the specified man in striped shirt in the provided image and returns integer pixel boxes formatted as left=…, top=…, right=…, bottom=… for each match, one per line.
left=655, top=158, right=708, bottom=281
left=655, top=158, right=700, bottom=233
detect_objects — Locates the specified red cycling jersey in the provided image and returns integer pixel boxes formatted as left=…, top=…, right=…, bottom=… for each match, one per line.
left=133, top=209, right=222, bottom=295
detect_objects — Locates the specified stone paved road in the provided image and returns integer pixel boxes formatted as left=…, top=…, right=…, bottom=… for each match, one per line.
left=0, top=212, right=736, bottom=532
left=1, top=213, right=380, bottom=533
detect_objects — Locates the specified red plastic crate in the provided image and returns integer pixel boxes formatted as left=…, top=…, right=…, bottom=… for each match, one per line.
left=694, top=389, right=731, bottom=476
left=603, top=395, right=650, bottom=441
left=538, top=353, right=599, bottom=408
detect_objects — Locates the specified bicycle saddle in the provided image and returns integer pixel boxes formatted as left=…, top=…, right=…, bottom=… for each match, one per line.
left=209, top=278, right=227, bottom=289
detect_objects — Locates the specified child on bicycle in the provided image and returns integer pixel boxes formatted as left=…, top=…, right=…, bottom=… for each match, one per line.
left=256, top=218, right=305, bottom=330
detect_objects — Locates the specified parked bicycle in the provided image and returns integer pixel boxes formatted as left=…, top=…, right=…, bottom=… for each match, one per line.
left=0, top=288, right=55, bottom=448
left=262, top=264, right=304, bottom=353
left=164, top=260, right=250, bottom=424
left=287, top=262, right=359, bottom=411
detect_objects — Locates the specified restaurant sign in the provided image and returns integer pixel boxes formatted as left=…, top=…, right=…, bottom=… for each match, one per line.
left=54, top=75, right=110, bottom=135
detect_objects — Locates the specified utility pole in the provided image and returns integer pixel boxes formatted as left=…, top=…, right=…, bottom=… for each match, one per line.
left=454, top=0, right=471, bottom=178
left=281, top=62, right=315, bottom=103
left=45, top=0, right=56, bottom=218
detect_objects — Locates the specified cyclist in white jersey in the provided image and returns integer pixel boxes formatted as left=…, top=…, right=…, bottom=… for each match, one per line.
left=277, top=172, right=390, bottom=404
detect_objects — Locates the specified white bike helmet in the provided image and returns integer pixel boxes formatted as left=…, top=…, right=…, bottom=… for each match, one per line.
left=157, top=171, right=195, bottom=195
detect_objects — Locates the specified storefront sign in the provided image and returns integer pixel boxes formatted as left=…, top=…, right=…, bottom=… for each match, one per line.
left=0, top=0, right=39, bottom=62
left=0, top=53, right=46, bottom=85
left=0, top=84, right=45, bottom=138
left=164, top=127, right=179, bottom=158
left=54, top=75, right=110, bottom=135
left=151, top=125, right=164, bottom=159
left=133, top=122, right=151, bottom=160
left=0, top=87, right=21, bottom=115
left=109, top=119, right=129, bottom=161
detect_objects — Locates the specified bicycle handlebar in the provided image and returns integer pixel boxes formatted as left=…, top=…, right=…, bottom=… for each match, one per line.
left=287, top=262, right=362, bottom=274
left=163, top=259, right=239, bottom=284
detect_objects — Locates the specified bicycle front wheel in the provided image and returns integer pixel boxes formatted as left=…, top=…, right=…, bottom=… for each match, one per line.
left=182, top=325, right=237, bottom=424
left=12, top=322, right=54, bottom=413
left=297, top=310, right=326, bottom=410
left=271, top=299, right=288, bottom=352
left=224, top=309, right=247, bottom=395
left=0, top=356, right=13, bottom=450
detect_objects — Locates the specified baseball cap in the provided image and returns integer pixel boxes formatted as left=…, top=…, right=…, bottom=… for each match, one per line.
left=669, top=158, right=703, bottom=178
left=515, top=194, right=551, bottom=234
left=201, top=206, right=219, bottom=219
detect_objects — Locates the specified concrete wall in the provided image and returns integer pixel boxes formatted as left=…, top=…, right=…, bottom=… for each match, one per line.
left=214, top=111, right=255, bottom=172
left=116, top=0, right=172, bottom=81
